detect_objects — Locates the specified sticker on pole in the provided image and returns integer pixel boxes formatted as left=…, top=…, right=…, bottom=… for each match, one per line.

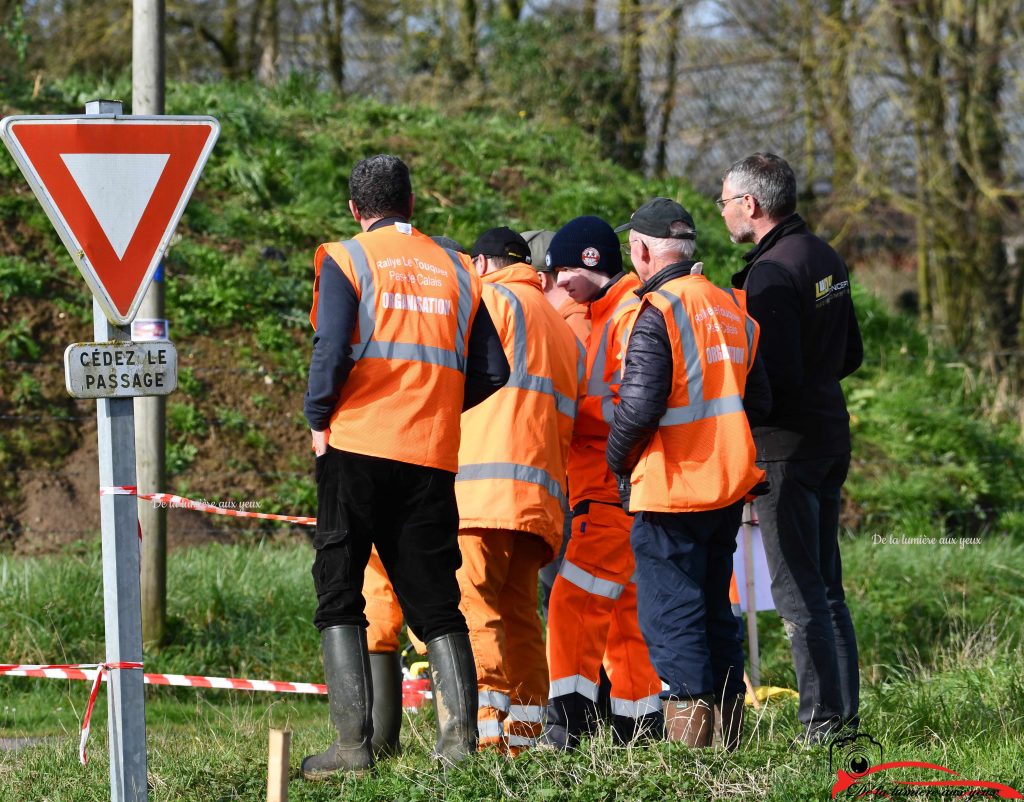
left=0, top=114, right=219, bottom=325
left=64, top=341, right=178, bottom=398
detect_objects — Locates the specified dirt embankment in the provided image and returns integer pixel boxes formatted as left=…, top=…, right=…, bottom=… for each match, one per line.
left=2, top=297, right=314, bottom=554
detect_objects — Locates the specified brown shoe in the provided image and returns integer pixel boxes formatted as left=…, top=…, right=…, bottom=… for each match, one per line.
left=663, top=695, right=713, bottom=747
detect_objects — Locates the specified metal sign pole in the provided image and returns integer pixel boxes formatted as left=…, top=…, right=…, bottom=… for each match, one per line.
left=742, top=502, right=761, bottom=688
left=89, top=100, right=148, bottom=802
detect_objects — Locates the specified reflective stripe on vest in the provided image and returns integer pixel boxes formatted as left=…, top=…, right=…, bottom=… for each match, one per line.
left=507, top=735, right=537, bottom=747
left=340, top=240, right=473, bottom=372
left=479, top=690, right=510, bottom=711
left=654, top=289, right=752, bottom=426
left=455, top=462, right=566, bottom=505
left=558, top=559, right=625, bottom=600
left=340, top=239, right=376, bottom=358
left=610, top=694, right=662, bottom=718
left=725, top=287, right=757, bottom=370
left=549, top=674, right=599, bottom=701
left=587, top=297, right=640, bottom=424
left=451, top=248, right=474, bottom=358
left=478, top=719, right=505, bottom=739
left=508, top=704, right=544, bottom=723
left=490, top=283, right=576, bottom=419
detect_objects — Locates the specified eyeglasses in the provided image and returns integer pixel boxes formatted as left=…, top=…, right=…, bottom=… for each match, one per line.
left=715, top=194, right=746, bottom=210
left=621, top=238, right=646, bottom=256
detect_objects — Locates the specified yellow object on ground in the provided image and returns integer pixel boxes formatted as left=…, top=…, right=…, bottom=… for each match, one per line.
left=747, top=685, right=799, bottom=706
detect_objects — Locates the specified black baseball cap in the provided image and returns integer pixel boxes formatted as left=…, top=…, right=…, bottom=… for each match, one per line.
left=471, top=227, right=532, bottom=264
left=614, top=197, right=696, bottom=240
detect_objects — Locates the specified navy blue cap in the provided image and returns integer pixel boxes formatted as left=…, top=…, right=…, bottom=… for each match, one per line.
left=546, top=216, right=622, bottom=277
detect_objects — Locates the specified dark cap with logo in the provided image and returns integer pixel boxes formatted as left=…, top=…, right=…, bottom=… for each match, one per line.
left=471, top=227, right=532, bottom=264
left=614, top=197, right=696, bottom=240
left=546, top=216, right=622, bottom=277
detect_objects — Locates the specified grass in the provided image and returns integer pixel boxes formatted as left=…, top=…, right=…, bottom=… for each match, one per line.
left=2, top=535, right=1023, bottom=800
left=2, top=75, right=1024, bottom=797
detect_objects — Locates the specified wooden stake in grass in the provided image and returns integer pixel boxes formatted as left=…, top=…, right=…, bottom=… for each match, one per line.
left=267, top=729, right=291, bottom=802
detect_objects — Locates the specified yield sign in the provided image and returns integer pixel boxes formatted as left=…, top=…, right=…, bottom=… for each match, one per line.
left=0, top=115, right=219, bottom=325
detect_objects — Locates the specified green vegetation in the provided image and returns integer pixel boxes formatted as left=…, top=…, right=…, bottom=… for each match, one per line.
left=1, top=77, right=1022, bottom=538
left=1, top=78, right=1023, bottom=796
left=1, top=537, right=1022, bottom=800
left=846, top=287, right=1024, bottom=536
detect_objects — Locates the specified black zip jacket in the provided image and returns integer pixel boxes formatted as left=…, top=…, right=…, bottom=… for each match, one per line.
left=731, top=214, right=863, bottom=461
left=304, top=218, right=509, bottom=431
left=606, top=261, right=772, bottom=477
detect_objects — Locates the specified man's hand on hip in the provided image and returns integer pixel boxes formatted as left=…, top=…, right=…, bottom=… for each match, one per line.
left=310, top=429, right=328, bottom=456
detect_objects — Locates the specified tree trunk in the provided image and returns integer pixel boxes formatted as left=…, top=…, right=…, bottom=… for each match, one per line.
left=618, top=0, right=644, bottom=169
left=893, top=0, right=963, bottom=342
left=654, top=2, right=683, bottom=177
left=824, top=0, right=854, bottom=193
left=257, top=0, right=280, bottom=85
left=457, top=0, right=478, bottom=78
left=222, top=0, right=241, bottom=78
left=583, top=0, right=596, bottom=30
left=497, top=0, right=521, bottom=22
left=962, top=2, right=1014, bottom=358
left=322, top=0, right=345, bottom=92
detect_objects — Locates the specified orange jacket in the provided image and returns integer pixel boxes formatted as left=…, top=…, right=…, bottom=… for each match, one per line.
left=556, top=296, right=592, bottom=344
left=566, top=273, right=642, bottom=507
left=311, top=225, right=482, bottom=472
left=456, top=265, right=582, bottom=552
left=628, top=275, right=765, bottom=512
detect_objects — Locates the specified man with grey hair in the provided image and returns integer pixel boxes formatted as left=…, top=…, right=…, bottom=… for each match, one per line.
left=720, top=152, right=863, bottom=745
left=607, top=197, right=770, bottom=748
left=615, top=198, right=699, bottom=272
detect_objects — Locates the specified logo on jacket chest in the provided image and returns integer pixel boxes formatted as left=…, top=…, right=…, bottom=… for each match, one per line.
left=814, top=274, right=850, bottom=305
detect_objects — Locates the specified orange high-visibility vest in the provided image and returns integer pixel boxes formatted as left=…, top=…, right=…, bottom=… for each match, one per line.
left=456, top=265, right=582, bottom=552
left=567, top=273, right=642, bottom=507
left=310, top=224, right=483, bottom=473
left=627, top=274, right=765, bottom=512
left=556, top=296, right=592, bottom=344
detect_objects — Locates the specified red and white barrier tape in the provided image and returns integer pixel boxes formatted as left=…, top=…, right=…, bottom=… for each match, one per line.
left=1, top=663, right=326, bottom=764
left=99, top=486, right=316, bottom=526
left=27, top=487, right=318, bottom=763
left=0, top=662, right=142, bottom=765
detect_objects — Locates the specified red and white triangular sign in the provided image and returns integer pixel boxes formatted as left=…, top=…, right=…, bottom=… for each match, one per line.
left=0, top=115, right=219, bottom=325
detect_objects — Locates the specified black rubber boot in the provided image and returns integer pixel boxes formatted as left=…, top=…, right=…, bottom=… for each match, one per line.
left=301, top=626, right=375, bottom=779
left=426, top=633, right=478, bottom=764
left=370, top=651, right=403, bottom=758
left=611, top=710, right=664, bottom=745
left=714, top=693, right=745, bottom=751
left=538, top=692, right=599, bottom=750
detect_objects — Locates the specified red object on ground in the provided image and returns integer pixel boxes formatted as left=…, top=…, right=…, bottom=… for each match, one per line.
left=402, top=678, right=431, bottom=711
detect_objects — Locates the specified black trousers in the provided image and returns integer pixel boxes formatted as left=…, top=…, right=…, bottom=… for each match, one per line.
left=755, top=454, right=860, bottom=734
left=312, top=447, right=468, bottom=643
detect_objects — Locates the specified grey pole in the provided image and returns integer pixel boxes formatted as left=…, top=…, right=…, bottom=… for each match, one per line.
left=132, top=0, right=168, bottom=648
left=87, top=99, right=149, bottom=802
left=742, top=503, right=761, bottom=688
